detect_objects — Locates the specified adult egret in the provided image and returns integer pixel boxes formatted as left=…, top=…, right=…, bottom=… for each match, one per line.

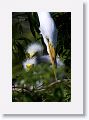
left=37, top=12, right=58, bottom=80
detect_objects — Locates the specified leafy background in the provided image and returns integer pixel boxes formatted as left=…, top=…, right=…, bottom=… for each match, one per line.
left=12, top=12, right=71, bottom=102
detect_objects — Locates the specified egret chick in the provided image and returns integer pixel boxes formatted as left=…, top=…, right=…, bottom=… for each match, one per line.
left=26, top=42, right=43, bottom=58
left=23, top=58, right=36, bottom=71
left=23, top=55, right=64, bottom=71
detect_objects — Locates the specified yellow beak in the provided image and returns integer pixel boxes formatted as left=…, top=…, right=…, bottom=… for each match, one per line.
left=47, top=41, right=57, bottom=81
left=47, top=41, right=56, bottom=66
left=26, top=52, right=35, bottom=59
left=30, top=52, right=36, bottom=58
left=26, top=64, right=33, bottom=71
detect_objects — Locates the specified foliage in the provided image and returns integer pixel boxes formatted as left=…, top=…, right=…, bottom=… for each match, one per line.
left=12, top=12, right=71, bottom=102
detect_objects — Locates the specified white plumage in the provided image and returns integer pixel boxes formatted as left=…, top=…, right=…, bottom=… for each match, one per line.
left=26, top=42, right=43, bottom=55
left=37, top=12, right=58, bottom=50
left=23, top=55, right=64, bottom=71
left=23, top=58, right=37, bottom=70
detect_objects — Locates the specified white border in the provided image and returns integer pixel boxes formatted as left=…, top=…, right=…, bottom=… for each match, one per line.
left=0, top=0, right=83, bottom=114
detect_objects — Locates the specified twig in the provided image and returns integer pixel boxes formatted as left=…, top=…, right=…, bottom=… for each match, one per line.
left=12, top=86, right=32, bottom=93
left=34, top=80, right=61, bottom=92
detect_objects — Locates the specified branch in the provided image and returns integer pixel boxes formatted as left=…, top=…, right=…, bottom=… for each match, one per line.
left=12, top=79, right=71, bottom=93
left=12, top=86, right=32, bottom=93
left=34, top=80, right=61, bottom=92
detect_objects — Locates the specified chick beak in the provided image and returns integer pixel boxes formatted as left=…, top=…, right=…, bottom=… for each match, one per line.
left=26, top=64, right=33, bottom=71
left=26, top=52, right=35, bottom=59
left=30, top=52, right=35, bottom=58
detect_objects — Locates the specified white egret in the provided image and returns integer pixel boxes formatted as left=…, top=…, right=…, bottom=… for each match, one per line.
left=23, top=43, right=64, bottom=71
left=37, top=12, right=58, bottom=80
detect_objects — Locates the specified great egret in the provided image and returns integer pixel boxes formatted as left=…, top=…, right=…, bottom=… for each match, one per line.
left=37, top=12, right=58, bottom=80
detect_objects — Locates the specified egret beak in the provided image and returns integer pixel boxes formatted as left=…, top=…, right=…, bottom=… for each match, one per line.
left=47, top=40, right=57, bottom=81
left=26, top=64, right=33, bottom=71
left=47, top=41, right=56, bottom=66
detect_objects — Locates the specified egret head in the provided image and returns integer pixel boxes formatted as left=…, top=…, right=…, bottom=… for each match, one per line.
left=26, top=43, right=43, bottom=59
left=23, top=58, right=37, bottom=71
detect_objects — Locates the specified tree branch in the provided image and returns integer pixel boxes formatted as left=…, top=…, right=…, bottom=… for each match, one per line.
left=12, top=79, right=71, bottom=93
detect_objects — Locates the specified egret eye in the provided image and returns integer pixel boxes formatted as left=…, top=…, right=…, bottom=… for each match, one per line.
left=26, top=53, right=30, bottom=58
left=46, top=37, right=49, bottom=42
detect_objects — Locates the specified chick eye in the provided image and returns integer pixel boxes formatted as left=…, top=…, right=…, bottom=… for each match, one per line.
left=26, top=53, right=30, bottom=58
